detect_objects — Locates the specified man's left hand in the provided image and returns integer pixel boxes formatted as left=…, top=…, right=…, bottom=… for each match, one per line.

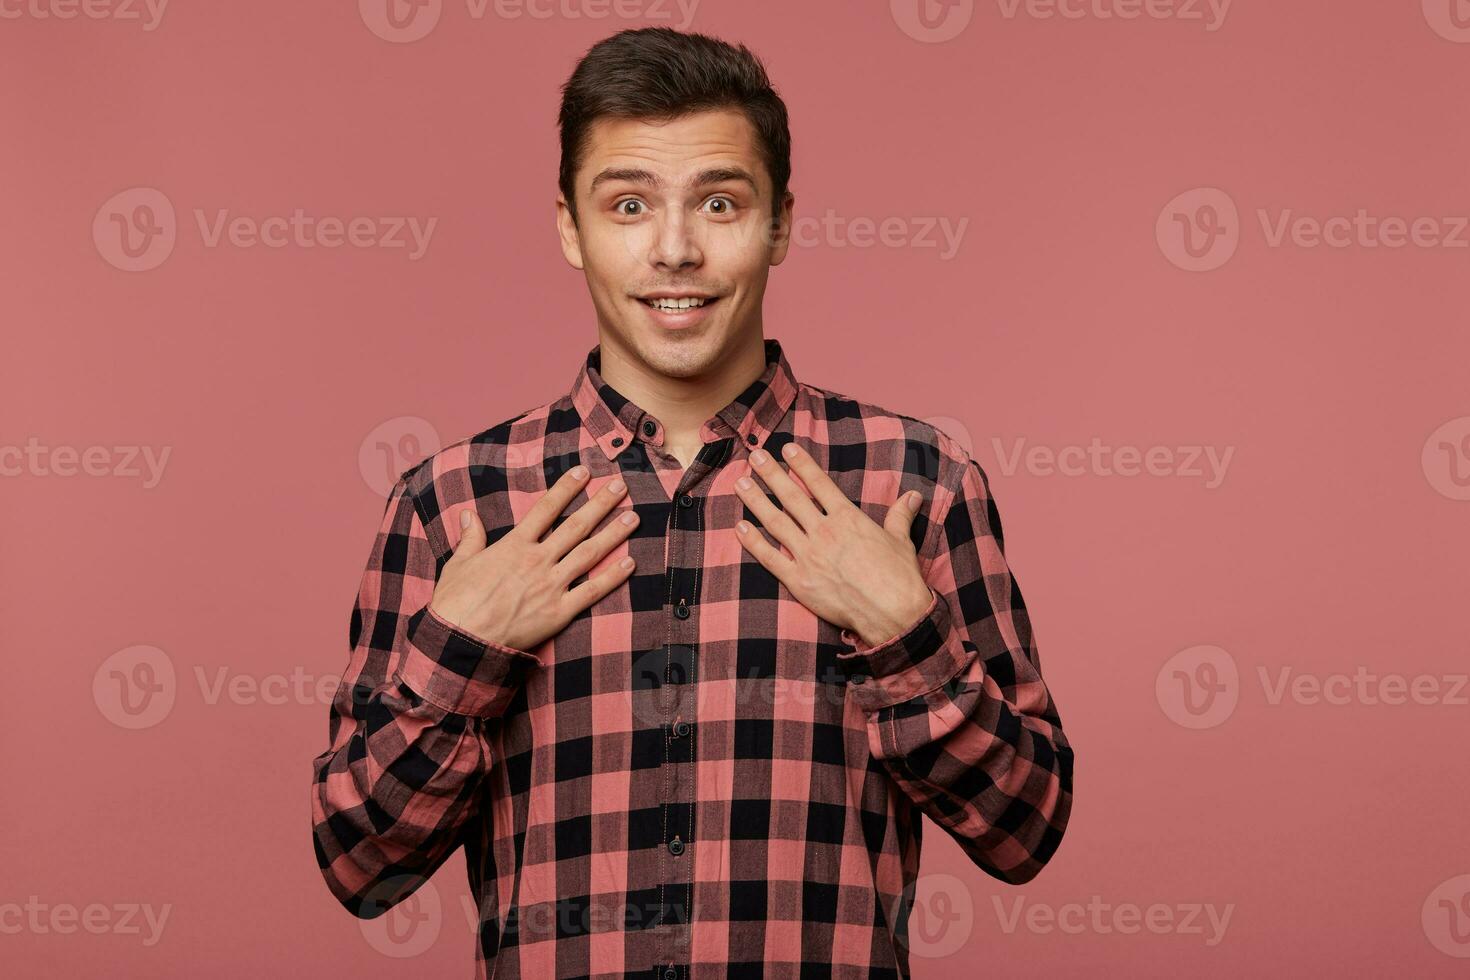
left=733, top=441, right=933, bottom=647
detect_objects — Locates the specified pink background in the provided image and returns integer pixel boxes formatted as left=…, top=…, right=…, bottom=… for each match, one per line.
left=5, top=1, right=1470, bottom=976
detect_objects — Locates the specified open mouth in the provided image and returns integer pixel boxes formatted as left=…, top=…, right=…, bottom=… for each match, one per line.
left=638, top=296, right=721, bottom=312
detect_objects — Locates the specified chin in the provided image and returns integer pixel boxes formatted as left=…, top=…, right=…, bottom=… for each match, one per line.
left=639, top=329, right=728, bottom=375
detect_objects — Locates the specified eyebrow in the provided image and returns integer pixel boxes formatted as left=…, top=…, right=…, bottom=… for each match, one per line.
left=588, top=166, right=759, bottom=196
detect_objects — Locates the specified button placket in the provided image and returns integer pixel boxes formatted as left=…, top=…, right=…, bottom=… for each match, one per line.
left=658, top=462, right=703, bottom=972
left=655, top=436, right=732, bottom=974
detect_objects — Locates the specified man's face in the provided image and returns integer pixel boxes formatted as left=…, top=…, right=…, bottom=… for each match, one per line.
left=556, top=108, right=794, bottom=380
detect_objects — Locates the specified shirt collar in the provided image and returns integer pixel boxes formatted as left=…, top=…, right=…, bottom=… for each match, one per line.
left=570, top=337, right=800, bottom=461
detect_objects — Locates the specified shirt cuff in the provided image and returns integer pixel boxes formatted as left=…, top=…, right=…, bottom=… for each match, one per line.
left=835, top=588, right=969, bottom=712
left=394, top=603, right=543, bottom=717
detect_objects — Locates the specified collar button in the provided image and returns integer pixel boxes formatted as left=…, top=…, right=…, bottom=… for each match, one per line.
left=642, top=419, right=657, bottom=437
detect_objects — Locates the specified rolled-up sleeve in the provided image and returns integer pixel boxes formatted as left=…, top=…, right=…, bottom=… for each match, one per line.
left=309, top=472, right=541, bottom=917
left=834, top=451, right=1074, bottom=885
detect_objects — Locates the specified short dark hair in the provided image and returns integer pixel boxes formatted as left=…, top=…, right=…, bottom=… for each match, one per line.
left=557, top=27, right=792, bottom=227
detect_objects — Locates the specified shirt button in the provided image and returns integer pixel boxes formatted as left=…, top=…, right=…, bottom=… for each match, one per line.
left=668, top=836, right=684, bottom=856
left=746, top=433, right=758, bottom=445
left=643, top=419, right=657, bottom=437
left=663, top=968, right=678, bottom=980
left=674, top=603, right=690, bottom=619
left=673, top=720, right=690, bottom=737
left=850, top=673, right=867, bottom=685
left=678, top=493, right=694, bottom=508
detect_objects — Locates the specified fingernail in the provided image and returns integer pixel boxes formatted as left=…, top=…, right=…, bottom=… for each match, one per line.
left=571, top=465, right=588, bottom=479
left=619, top=556, right=635, bottom=569
left=782, top=443, right=798, bottom=457
left=460, top=509, right=472, bottom=529
left=609, top=479, right=625, bottom=494
left=751, top=449, right=769, bottom=465
left=736, top=476, right=752, bottom=490
left=908, top=492, right=921, bottom=511
left=621, top=511, right=637, bottom=525
left=737, top=520, right=749, bottom=534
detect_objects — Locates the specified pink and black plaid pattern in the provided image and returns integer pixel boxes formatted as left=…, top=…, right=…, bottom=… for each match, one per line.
left=310, top=337, right=1074, bottom=979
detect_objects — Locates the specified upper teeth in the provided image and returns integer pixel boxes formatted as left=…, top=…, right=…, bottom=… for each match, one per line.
left=648, top=297, right=707, bottom=310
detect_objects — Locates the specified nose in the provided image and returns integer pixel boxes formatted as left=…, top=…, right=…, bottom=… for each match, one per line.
left=647, top=207, right=703, bottom=271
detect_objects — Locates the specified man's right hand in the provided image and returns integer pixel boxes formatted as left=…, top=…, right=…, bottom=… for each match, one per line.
left=426, top=465, right=639, bottom=652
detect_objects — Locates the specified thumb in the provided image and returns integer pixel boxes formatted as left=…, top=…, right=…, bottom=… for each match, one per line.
left=883, top=489, right=923, bottom=543
left=452, top=506, right=487, bottom=559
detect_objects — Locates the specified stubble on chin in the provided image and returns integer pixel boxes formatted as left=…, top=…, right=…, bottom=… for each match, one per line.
left=636, top=336, right=719, bottom=380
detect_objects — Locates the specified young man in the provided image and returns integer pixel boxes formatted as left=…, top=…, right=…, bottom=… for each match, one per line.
left=310, top=27, right=1073, bottom=980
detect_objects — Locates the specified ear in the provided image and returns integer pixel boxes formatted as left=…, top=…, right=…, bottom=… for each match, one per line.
left=556, top=193, right=585, bottom=270
left=768, top=189, right=795, bottom=267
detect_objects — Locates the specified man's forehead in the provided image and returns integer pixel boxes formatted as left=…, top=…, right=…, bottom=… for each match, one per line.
left=583, top=110, right=762, bottom=179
